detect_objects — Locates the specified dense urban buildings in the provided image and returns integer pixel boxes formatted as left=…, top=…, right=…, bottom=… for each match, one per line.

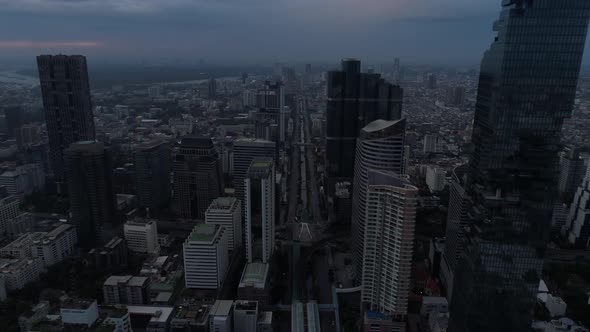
left=446, top=2, right=590, bottom=331
left=244, top=158, right=275, bottom=264
left=351, top=119, right=406, bottom=284
left=63, top=141, right=114, bottom=247
left=325, top=58, right=403, bottom=224
left=37, top=55, right=96, bottom=179
left=173, top=137, right=223, bottom=220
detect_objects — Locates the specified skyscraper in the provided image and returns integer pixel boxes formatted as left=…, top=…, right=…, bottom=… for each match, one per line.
left=173, top=137, right=223, bottom=220
left=64, top=141, right=114, bottom=247
left=135, top=140, right=171, bottom=215
left=325, top=59, right=403, bottom=224
left=361, top=170, right=417, bottom=329
left=244, top=158, right=275, bottom=264
left=37, top=55, right=95, bottom=179
left=208, top=78, right=217, bottom=99
left=351, top=119, right=406, bottom=283
left=206, top=197, right=242, bottom=253
left=446, top=2, right=590, bottom=331
left=255, top=81, right=286, bottom=143
left=558, top=147, right=588, bottom=201
left=232, top=139, right=276, bottom=217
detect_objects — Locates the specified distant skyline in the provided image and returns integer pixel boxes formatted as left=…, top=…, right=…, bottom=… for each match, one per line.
left=0, top=0, right=589, bottom=66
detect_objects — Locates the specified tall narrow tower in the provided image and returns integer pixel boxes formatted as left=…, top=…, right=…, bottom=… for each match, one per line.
left=244, top=158, right=275, bottom=264
left=351, top=119, right=406, bottom=284
left=37, top=55, right=95, bottom=179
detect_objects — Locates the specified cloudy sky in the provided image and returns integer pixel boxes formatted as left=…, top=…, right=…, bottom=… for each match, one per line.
left=0, top=0, right=588, bottom=65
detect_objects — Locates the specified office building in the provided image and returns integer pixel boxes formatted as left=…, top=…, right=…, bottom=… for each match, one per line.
left=64, top=141, right=114, bottom=247
left=135, top=140, right=171, bottom=214
left=173, top=137, right=223, bottom=220
left=446, top=87, right=465, bottom=107
left=426, top=166, right=446, bottom=193
left=558, top=147, right=588, bottom=200
left=233, top=301, right=258, bottom=332
left=361, top=170, right=417, bottom=327
left=209, top=300, right=234, bottom=332
left=562, top=178, right=590, bottom=248
left=237, top=262, right=271, bottom=306
left=256, top=81, right=286, bottom=143
left=60, top=298, right=99, bottom=327
left=440, top=165, right=470, bottom=302
left=351, top=119, right=406, bottom=283
left=103, top=275, right=150, bottom=305
left=325, top=59, right=403, bottom=224
left=0, top=164, right=45, bottom=197
left=446, top=2, right=590, bottom=331
left=423, top=134, right=439, bottom=154
left=183, top=224, right=229, bottom=289
left=32, top=223, right=77, bottom=267
left=244, top=159, right=275, bottom=264
left=0, top=258, right=43, bottom=291
left=427, top=73, right=437, bottom=89
left=15, top=124, right=42, bottom=150
left=124, top=219, right=160, bottom=255
left=205, top=197, right=242, bottom=252
left=208, top=78, right=217, bottom=99
left=0, top=193, right=21, bottom=235
left=232, top=138, right=275, bottom=215
left=37, top=55, right=95, bottom=179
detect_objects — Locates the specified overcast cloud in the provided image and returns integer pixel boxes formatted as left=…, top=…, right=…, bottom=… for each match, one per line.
left=0, top=0, right=588, bottom=65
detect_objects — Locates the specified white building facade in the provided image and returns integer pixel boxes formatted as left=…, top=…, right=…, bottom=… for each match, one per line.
left=124, top=219, right=160, bottom=254
left=244, top=159, right=275, bottom=264
left=205, top=197, right=242, bottom=253
left=183, top=224, right=229, bottom=289
left=362, top=170, right=418, bottom=322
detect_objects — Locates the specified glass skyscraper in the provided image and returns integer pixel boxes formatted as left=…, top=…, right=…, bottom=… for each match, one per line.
left=447, top=1, right=590, bottom=331
left=325, top=59, right=403, bottom=223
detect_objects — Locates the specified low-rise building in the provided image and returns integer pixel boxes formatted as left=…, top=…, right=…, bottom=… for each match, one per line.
left=0, top=233, right=39, bottom=258
left=237, top=262, right=270, bottom=306
left=257, top=311, right=273, bottom=332
left=88, top=237, right=128, bottom=270
left=127, top=305, right=174, bottom=332
left=32, top=224, right=77, bottom=267
left=18, top=301, right=49, bottom=332
left=209, top=300, right=234, bottom=332
left=234, top=301, right=258, bottom=332
left=0, top=258, right=43, bottom=291
left=103, top=275, right=150, bottom=305
left=60, top=298, right=99, bottom=327
left=124, top=219, right=160, bottom=255
left=170, top=304, right=210, bottom=332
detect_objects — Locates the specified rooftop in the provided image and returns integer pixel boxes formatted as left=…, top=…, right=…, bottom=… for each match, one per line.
left=188, top=224, right=221, bottom=243
left=127, top=305, right=174, bottom=323
left=239, top=263, right=269, bottom=289
left=234, top=301, right=258, bottom=311
left=103, top=275, right=148, bottom=287
left=173, top=304, right=210, bottom=323
left=210, top=300, right=234, bottom=317
left=61, top=298, right=96, bottom=310
left=207, top=197, right=238, bottom=212
left=247, top=158, right=273, bottom=178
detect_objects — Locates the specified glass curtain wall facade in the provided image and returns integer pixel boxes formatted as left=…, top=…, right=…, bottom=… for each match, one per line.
left=448, top=1, right=590, bottom=331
